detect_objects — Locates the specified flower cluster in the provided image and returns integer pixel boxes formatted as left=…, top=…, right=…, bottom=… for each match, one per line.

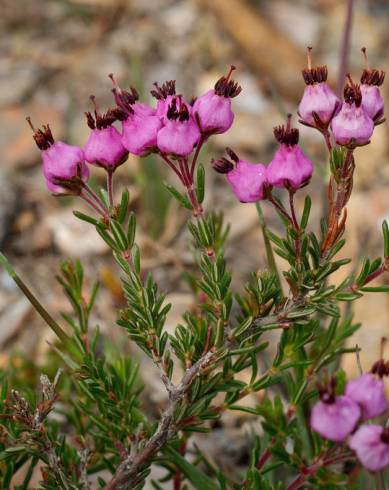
left=311, top=357, right=389, bottom=472
left=25, top=43, right=389, bottom=485
left=28, top=66, right=241, bottom=215
left=212, top=114, right=313, bottom=203
left=213, top=47, right=384, bottom=207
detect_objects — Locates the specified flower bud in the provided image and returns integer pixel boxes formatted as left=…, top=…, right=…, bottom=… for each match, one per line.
left=345, top=373, right=388, bottom=420
left=28, top=118, right=88, bottom=195
left=213, top=148, right=267, bottom=203
left=193, top=66, right=241, bottom=135
left=349, top=425, right=389, bottom=472
left=298, top=47, right=340, bottom=129
left=83, top=97, right=128, bottom=170
left=267, top=115, right=313, bottom=190
left=157, top=96, right=200, bottom=157
left=360, top=48, right=385, bottom=124
left=331, top=76, right=374, bottom=148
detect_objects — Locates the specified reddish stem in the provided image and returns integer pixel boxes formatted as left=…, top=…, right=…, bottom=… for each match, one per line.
left=79, top=191, right=108, bottom=219
left=323, top=131, right=332, bottom=152
left=159, top=153, right=185, bottom=182
left=267, top=194, right=294, bottom=225
left=190, top=136, right=206, bottom=180
left=82, top=183, right=109, bottom=215
left=178, top=158, right=191, bottom=187
left=286, top=453, right=354, bottom=490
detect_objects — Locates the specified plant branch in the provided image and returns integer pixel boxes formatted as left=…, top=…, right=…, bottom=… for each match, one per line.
left=105, top=351, right=216, bottom=490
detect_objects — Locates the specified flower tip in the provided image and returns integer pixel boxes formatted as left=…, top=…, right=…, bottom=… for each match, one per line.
left=211, top=157, right=234, bottom=174
left=26, top=116, right=35, bottom=132
left=306, top=46, right=313, bottom=69
left=225, top=147, right=239, bottom=162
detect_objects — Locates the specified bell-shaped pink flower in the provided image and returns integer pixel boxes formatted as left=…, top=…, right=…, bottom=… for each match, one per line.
left=331, top=78, right=374, bottom=147
left=122, top=114, right=162, bottom=156
left=298, top=48, right=340, bottom=129
left=359, top=48, right=385, bottom=124
left=157, top=96, right=200, bottom=157
left=193, top=66, right=241, bottom=135
left=109, top=74, right=162, bottom=156
left=349, top=425, right=389, bottom=472
left=361, top=83, right=384, bottom=122
left=28, top=119, right=88, bottom=195
left=311, top=379, right=361, bottom=442
left=83, top=98, right=128, bottom=170
left=345, top=373, right=388, bottom=420
left=267, top=116, right=313, bottom=190
left=212, top=148, right=268, bottom=203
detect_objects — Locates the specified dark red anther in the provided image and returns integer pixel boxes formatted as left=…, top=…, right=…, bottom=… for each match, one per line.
left=150, top=80, right=176, bottom=100
left=214, top=65, right=242, bottom=98
left=273, top=114, right=299, bottom=146
left=344, top=75, right=362, bottom=107
left=211, top=157, right=234, bottom=174
left=26, top=117, right=54, bottom=150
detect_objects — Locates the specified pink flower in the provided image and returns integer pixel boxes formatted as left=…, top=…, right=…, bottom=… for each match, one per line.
left=361, top=83, right=384, bottom=122
left=109, top=74, right=162, bottom=156
left=267, top=116, right=313, bottom=189
left=310, top=394, right=361, bottom=442
left=360, top=48, right=385, bottom=123
left=212, top=148, right=267, bottom=203
left=28, top=119, right=88, bottom=195
left=331, top=78, right=374, bottom=147
left=83, top=100, right=128, bottom=170
left=157, top=96, right=200, bottom=157
left=298, top=48, right=340, bottom=129
left=193, top=66, right=241, bottom=135
left=122, top=114, right=162, bottom=156
left=345, top=373, right=388, bottom=420
left=349, top=425, right=389, bottom=472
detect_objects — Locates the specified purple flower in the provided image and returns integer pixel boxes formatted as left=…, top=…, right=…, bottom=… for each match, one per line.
left=28, top=119, right=88, bottom=195
left=298, top=48, right=340, bottom=129
left=349, top=425, right=389, bottom=472
left=83, top=98, right=128, bottom=170
left=193, top=66, right=241, bottom=135
left=267, top=116, right=313, bottom=190
left=360, top=49, right=385, bottom=124
left=212, top=148, right=268, bottom=203
left=331, top=78, right=374, bottom=148
left=345, top=373, right=388, bottom=420
left=310, top=395, right=361, bottom=442
left=109, top=74, right=162, bottom=156
left=157, top=96, right=200, bottom=157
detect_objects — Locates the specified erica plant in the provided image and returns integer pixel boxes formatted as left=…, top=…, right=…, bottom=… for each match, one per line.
left=1, top=46, right=389, bottom=490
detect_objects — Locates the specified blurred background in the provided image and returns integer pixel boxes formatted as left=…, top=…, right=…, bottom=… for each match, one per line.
left=1, top=0, right=389, bottom=481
